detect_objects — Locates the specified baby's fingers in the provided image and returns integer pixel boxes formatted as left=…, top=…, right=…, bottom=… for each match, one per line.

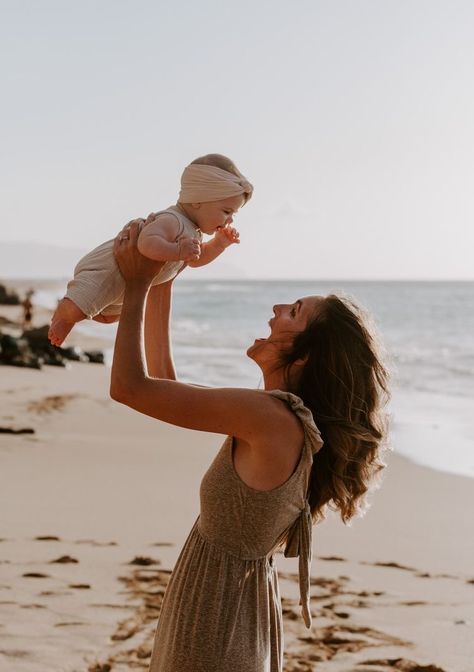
left=117, top=219, right=142, bottom=240
left=226, top=227, right=240, bottom=243
left=145, top=212, right=157, bottom=225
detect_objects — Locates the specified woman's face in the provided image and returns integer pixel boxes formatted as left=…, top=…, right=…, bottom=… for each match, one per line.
left=247, top=295, right=323, bottom=367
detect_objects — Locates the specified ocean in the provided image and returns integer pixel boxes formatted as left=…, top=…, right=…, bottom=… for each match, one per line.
left=32, top=280, right=474, bottom=479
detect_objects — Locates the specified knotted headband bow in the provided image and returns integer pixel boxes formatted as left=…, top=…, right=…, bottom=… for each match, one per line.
left=179, top=164, right=254, bottom=204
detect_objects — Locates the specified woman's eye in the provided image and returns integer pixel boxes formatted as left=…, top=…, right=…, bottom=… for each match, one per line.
left=290, top=308, right=296, bottom=317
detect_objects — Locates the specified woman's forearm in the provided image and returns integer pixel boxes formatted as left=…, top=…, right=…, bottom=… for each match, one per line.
left=110, top=281, right=150, bottom=399
left=144, top=282, right=177, bottom=380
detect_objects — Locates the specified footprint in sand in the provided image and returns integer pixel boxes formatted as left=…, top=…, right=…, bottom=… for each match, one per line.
left=363, top=561, right=461, bottom=584
left=359, top=658, right=447, bottom=671
left=27, top=394, right=79, bottom=414
left=34, top=535, right=61, bottom=541
left=111, top=618, right=141, bottom=641
left=297, top=624, right=409, bottom=660
left=128, top=556, right=160, bottom=566
left=75, top=539, right=118, bottom=546
left=50, top=555, right=79, bottom=564
left=0, top=650, right=32, bottom=661
left=362, top=560, right=417, bottom=572
left=22, top=572, right=50, bottom=579
left=0, top=426, right=35, bottom=434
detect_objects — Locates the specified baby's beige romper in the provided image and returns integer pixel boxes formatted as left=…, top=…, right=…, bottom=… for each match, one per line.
left=65, top=206, right=202, bottom=318
left=148, top=390, right=324, bottom=672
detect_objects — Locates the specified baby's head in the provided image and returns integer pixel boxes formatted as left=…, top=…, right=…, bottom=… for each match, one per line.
left=178, top=153, right=253, bottom=235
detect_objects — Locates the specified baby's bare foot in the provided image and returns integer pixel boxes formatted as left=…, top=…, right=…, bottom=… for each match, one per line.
left=48, top=298, right=86, bottom=347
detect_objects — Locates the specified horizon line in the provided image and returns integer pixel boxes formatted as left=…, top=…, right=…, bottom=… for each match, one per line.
left=1, top=276, right=473, bottom=284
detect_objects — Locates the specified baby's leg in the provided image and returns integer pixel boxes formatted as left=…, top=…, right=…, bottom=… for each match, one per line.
left=92, top=313, right=120, bottom=324
left=48, top=298, right=86, bottom=347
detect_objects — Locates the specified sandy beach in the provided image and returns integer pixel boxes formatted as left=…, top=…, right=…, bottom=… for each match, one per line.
left=1, top=295, right=473, bottom=672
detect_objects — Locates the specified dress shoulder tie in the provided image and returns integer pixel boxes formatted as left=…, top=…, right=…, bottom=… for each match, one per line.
left=283, top=499, right=313, bottom=629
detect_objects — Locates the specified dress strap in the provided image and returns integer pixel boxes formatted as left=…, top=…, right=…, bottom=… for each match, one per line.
left=283, top=500, right=313, bottom=628
left=268, top=390, right=324, bottom=456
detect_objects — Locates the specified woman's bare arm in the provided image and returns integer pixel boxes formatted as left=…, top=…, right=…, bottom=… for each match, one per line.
left=144, top=281, right=177, bottom=380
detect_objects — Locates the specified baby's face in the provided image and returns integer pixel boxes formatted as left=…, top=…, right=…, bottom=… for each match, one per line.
left=194, top=194, right=245, bottom=235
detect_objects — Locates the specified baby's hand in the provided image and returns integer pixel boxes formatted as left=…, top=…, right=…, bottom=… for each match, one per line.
left=144, top=212, right=158, bottom=225
left=178, top=237, right=201, bottom=261
left=214, top=226, right=240, bottom=249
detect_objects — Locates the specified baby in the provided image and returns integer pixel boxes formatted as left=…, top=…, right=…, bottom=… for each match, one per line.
left=48, top=154, right=253, bottom=346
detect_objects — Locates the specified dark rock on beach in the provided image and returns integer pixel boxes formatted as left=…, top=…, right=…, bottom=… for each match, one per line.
left=0, top=426, right=35, bottom=434
left=0, top=333, right=42, bottom=369
left=84, top=349, right=105, bottom=364
left=50, top=555, right=79, bottom=564
left=0, top=324, right=104, bottom=369
left=0, top=283, right=20, bottom=305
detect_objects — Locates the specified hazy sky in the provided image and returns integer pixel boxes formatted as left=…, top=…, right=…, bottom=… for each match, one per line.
left=2, top=0, right=474, bottom=279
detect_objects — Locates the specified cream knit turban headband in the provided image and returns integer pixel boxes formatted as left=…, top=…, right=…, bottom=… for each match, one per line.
left=179, top=164, right=254, bottom=204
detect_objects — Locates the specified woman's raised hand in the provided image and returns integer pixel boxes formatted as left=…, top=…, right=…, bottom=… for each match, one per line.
left=113, top=219, right=164, bottom=286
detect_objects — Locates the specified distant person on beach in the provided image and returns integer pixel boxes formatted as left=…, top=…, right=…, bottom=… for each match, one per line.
left=48, top=154, right=253, bottom=347
left=21, top=290, right=34, bottom=330
left=109, top=221, right=390, bottom=672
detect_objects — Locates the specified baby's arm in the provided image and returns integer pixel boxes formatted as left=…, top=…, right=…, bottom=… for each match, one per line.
left=137, top=214, right=201, bottom=262
left=188, top=226, right=240, bottom=268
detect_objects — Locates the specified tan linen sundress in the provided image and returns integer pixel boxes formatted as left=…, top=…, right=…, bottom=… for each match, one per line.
left=148, top=390, right=324, bottom=672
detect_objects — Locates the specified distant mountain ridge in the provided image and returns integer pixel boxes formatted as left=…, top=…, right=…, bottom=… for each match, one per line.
left=0, top=242, right=88, bottom=279
left=0, top=242, right=246, bottom=280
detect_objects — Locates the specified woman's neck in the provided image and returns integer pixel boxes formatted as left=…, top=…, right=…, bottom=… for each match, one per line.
left=262, top=369, right=290, bottom=392
left=261, top=362, right=302, bottom=393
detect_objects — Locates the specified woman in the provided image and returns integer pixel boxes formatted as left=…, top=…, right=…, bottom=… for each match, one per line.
left=110, top=220, right=390, bottom=672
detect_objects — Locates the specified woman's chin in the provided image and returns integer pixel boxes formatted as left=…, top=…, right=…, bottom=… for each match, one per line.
left=246, top=338, right=267, bottom=359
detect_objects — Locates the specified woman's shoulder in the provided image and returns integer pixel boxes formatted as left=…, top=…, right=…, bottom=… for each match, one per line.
left=253, top=390, right=306, bottom=445
left=264, top=389, right=324, bottom=454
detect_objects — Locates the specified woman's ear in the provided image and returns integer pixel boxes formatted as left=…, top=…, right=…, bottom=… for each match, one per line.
left=293, top=354, right=309, bottom=367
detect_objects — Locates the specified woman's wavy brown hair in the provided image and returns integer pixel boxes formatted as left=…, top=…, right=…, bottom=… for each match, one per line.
left=283, top=294, right=390, bottom=525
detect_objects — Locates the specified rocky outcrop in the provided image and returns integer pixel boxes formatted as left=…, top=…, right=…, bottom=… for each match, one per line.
left=0, top=325, right=104, bottom=369
left=0, top=283, right=20, bottom=305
